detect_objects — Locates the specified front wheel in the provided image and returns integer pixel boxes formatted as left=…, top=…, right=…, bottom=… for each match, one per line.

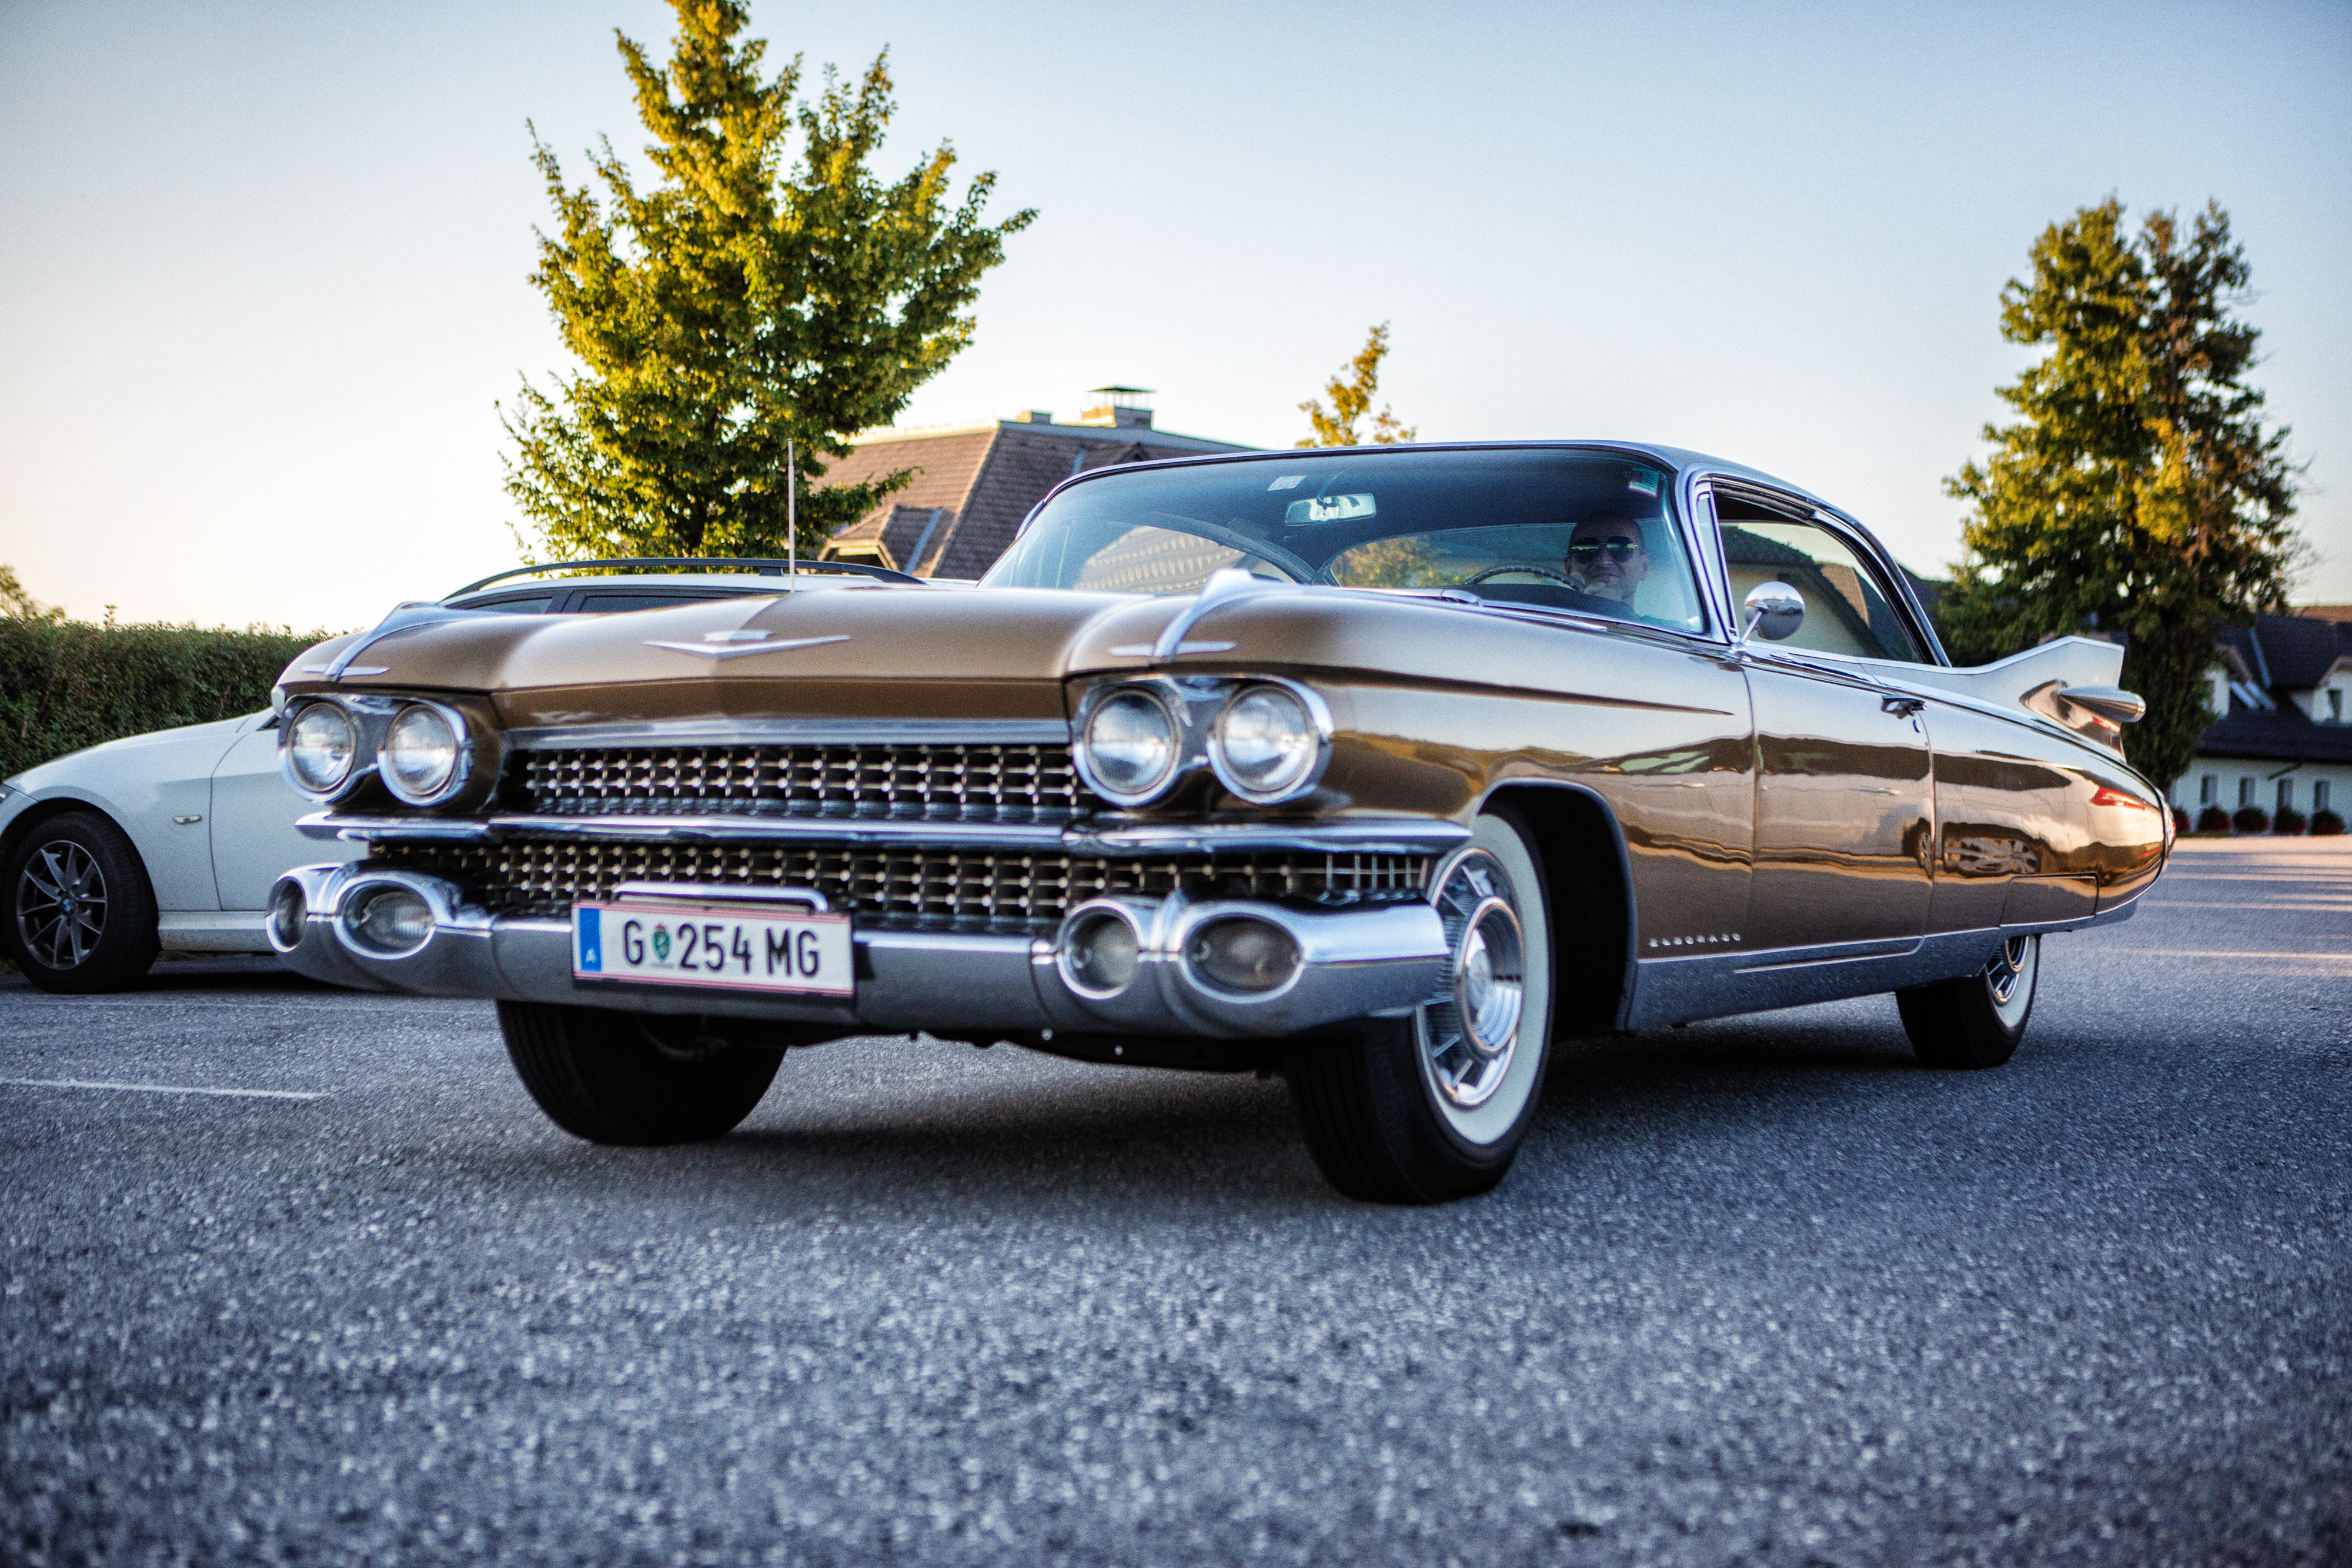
left=3, top=812, right=159, bottom=994
left=497, top=1001, right=785, bottom=1144
left=1896, top=934, right=2039, bottom=1069
left=1285, top=807, right=1554, bottom=1203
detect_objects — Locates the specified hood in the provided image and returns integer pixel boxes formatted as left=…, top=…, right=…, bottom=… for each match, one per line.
left=279, top=581, right=1659, bottom=731
left=8, top=711, right=256, bottom=790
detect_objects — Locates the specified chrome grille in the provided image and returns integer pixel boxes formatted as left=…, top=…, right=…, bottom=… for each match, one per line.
left=373, top=838, right=1429, bottom=936
left=511, top=743, right=1093, bottom=823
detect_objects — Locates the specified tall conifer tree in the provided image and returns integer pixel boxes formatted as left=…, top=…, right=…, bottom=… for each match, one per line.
left=1942, top=199, right=2300, bottom=790
left=504, top=1, right=1034, bottom=559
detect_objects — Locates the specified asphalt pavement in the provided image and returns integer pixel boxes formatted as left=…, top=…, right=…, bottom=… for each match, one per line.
left=4, top=837, right=2347, bottom=1566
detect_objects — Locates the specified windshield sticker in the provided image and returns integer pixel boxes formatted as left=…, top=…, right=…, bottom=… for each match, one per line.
left=1285, top=493, right=1377, bottom=524
left=1267, top=475, right=1307, bottom=490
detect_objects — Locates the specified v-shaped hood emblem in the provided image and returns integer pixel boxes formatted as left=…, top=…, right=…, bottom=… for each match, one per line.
left=643, top=632, right=852, bottom=660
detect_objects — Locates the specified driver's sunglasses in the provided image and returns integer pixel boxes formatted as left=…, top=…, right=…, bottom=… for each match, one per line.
left=1568, top=537, right=1644, bottom=562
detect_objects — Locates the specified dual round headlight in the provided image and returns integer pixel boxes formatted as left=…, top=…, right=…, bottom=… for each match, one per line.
left=286, top=703, right=358, bottom=793
left=1080, top=689, right=1182, bottom=804
left=1075, top=680, right=1327, bottom=807
left=381, top=703, right=463, bottom=804
left=282, top=698, right=473, bottom=806
left=1208, top=685, right=1321, bottom=804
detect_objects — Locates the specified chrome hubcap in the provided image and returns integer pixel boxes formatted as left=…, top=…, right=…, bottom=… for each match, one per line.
left=1986, top=935, right=2036, bottom=1028
left=1422, top=852, right=1526, bottom=1108
left=16, top=840, right=106, bottom=970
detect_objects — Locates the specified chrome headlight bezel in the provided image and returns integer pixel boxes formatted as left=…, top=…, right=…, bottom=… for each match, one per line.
left=1073, top=683, right=1185, bottom=807
left=281, top=700, right=365, bottom=801
left=1207, top=680, right=1333, bottom=805
left=377, top=700, right=471, bottom=808
left=278, top=692, right=500, bottom=812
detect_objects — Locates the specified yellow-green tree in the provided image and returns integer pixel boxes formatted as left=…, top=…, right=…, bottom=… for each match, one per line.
left=505, top=1, right=1035, bottom=560
left=1942, top=199, right=2300, bottom=789
left=1298, top=323, right=1416, bottom=448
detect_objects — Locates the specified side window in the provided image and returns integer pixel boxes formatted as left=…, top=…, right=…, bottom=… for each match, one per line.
left=452, top=593, right=559, bottom=614
left=573, top=591, right=717, bottom=613
left=1715, top=502, right=1923, bottom=662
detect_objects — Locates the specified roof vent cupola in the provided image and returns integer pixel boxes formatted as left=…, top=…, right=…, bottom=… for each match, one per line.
left=1077, top=385, right=1154, bottom=430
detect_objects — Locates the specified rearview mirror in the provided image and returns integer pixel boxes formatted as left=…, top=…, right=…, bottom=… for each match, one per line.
left=1739, top=581, right=1804, bottom=644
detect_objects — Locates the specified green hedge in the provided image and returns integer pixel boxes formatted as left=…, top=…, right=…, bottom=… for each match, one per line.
left=0, top=617, right=335, bottom=782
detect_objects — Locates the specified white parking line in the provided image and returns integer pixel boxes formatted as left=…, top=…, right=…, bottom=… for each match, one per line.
left=0, top=1076, right=326, bottom=1102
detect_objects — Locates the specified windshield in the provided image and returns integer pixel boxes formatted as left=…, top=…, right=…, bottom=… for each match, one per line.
left=981, top=447, right=1706, bottom=633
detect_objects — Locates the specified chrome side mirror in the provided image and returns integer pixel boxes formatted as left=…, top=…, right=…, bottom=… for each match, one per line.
left=1738, top=581, right=1805, bottom=644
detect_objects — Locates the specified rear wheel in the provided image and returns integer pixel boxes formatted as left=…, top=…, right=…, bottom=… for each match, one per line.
left=497, top=1001, right=785, bottom=1144
left=1286, top=807, right=1554, bottom=1203
left=1896, top=934, right=2039, bottom=1069
left=3, top=813, right=159, bottom=994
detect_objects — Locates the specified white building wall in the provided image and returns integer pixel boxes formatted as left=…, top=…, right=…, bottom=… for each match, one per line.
left=2171, top=759, right=2352, bottom=823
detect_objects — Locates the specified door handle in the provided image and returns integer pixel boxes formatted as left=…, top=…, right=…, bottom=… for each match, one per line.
left=1880, top=696, right=1925, bottom=718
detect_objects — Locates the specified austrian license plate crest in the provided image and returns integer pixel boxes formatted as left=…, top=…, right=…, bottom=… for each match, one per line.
left=572, top=900, right=854, bottom=997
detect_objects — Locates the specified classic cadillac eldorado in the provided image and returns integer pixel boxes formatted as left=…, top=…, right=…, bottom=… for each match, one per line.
left=267, top=443, right=2169, bottom=1203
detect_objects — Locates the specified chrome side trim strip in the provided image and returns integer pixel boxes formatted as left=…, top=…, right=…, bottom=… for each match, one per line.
left=302, top=810, right=1470, bottom=857
left=502, top=718, right=1072, bottom=750
left=1627, top=902, right=2135, bottom=1029
left=1733, top=935, right=1921, bottom=974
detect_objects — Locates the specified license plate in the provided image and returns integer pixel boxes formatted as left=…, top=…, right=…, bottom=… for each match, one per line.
left=572, top=901, right=854, bottom=997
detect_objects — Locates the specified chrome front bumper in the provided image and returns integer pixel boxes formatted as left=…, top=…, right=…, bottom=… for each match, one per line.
left=270, top=862, right=1449, bottom=1039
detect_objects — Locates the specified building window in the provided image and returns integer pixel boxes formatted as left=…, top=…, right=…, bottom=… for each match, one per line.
left=2200, top=774, right=2217, bottom=805
left=2277, top=778, right=2294, bottom=813
left=2316, top=780, right=2332, bottom=814
left=2331, top=688, right=2344, bottom=723
left=2239, top=777, right=2256, bottom=808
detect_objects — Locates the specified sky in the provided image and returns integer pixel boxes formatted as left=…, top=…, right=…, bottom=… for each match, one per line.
left=2, top=0, right=2347, bottom=630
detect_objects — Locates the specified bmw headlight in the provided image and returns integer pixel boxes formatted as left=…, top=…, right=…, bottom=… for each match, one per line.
left=1209, top=683, right=1327, bottom=803
left=380, top=703, right=465, bottom=805
left=285, top=703, right=358, bottom=795
left=1078, top=687, right=1180, bottom=805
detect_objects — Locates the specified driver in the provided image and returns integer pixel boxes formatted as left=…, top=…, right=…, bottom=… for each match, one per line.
left=1565, top=513, right=1651, bottom=605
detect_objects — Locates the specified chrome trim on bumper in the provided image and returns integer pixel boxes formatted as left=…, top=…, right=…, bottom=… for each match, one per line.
left=272, top=864, right=1448, bottom=1039
left=298, top=810, right=1472, bottom=858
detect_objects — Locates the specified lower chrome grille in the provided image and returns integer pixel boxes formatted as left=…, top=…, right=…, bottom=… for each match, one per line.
left=371, top=838, right=1430, bottom=936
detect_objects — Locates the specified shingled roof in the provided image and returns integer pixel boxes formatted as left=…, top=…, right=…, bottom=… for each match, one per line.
left=816, top=417, right=1254, bottom=578
left=2196, top=612, right=2352, bottom=765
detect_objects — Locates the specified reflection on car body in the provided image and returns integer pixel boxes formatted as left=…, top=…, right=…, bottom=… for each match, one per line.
left=260, top=443, right=2171, bottom=1203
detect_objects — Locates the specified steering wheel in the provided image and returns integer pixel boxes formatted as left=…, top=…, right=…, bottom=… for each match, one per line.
left=1462, top=564, right=1581, bottom=589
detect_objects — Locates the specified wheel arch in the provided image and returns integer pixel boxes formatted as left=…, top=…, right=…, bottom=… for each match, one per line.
left=1, top=797, right=161, bottom=909
left=1476, top=780, right=1636, bottom=1040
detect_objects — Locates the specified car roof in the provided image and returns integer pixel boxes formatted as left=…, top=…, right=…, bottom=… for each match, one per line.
left=1035, top=439, right=1845, bottom=521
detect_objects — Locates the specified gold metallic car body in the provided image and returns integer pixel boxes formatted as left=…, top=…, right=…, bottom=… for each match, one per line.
left=268, top=444, right=2168, bottom=1050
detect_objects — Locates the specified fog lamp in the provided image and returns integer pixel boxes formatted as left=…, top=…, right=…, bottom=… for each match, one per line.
left=1185, top=917, right=1300, bottom=995
left=267, top=878, right=307, bottom=952
left=343, top=887, right=434, bottom=956
left=1060, top=908, right=1142, bottom=997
